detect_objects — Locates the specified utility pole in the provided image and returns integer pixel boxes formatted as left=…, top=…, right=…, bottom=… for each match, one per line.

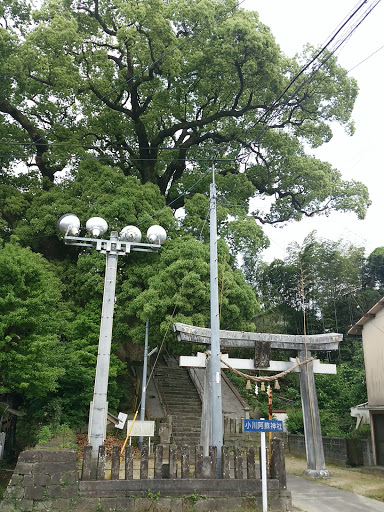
left=209, top=164, right=223, bottom=477
left=138, top=320, right=149, bottom=450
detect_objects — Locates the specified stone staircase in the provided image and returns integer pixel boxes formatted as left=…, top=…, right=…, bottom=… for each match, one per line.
left=154, top=358, right=202, bottom=446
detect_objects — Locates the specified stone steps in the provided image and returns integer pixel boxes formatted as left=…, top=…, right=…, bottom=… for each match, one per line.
left=154, top=361, right=202, bottom=446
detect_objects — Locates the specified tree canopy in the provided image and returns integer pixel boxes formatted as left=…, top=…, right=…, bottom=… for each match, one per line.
left=0, top=0, right=369, bottom=224
left=0, top=0, right=376, bottom=439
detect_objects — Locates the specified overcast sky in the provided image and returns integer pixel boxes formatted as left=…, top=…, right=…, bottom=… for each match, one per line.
left=241, top=0, right=384, bottom=261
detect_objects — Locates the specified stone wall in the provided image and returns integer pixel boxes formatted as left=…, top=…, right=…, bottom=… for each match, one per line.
left=0, top=447, right=292, bottom=512
left=0, top=450, right=79, bottom=512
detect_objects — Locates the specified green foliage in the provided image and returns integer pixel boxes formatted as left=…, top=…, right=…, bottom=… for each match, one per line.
left=348, top=424, right=371, bottom=440
left=36, top=425, right=53, bottom=445
left=185, top=490, right=207, bottom=505
left=366, top=247, right=384, bottom=289
left=96, top=498, right=104, bottom=512
left=146, top=490, right=161, bottom=501
left=0, top=239, right=66, bottom=398
left=116, top=236, right=259, bottom=352
left=286, top=409, right=304, bottom=435
left=252, top=232, right=368, bottom=335
left=286, top=408, right=351, bottom=437
left=0, top=0, right=369, bottom=227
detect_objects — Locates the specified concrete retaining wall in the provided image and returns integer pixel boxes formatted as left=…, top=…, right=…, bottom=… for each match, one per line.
left=287, top=434, right=374, bottom=466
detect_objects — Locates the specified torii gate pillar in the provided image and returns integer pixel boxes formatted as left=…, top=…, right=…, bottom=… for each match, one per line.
left=298, top=350, right=329, bottom=477
left=174, top=323, right=342, bottom=478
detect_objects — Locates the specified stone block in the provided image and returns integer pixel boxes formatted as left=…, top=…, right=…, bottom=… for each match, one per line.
left=25, top=486, right=45, bottom=500
left=60, top=485, right=79, bottom=499
left=99, top=497, right=135, bottom=511
left=164, top=497, right=183, bottom=512
left=204, top=497, right=230, bottom=511
left=241, top=495, right=258, bottom=510
left=50, top=473, right=62, bottom=484
left=6, top=485, right=24, bottom=499
left=35, top=473, right=52, bottom=486
left=15, top=462, right=33, bottom=475
left=71, top=497, right=100, bottom=512
left=35, top=461, right=75, bottom=474
left=49, top=498, right=74, bottom=511
left=0, top=501, right=20, bottom=512
left=46, top=485, right=65, bottom=498
left=35, top=501, right=55, bottom=511
left=50, top=470, right=78, bottom=485
left=152, top=497, right=173, bottom=512
left=9, top=474, right=23, bottom=486
left=135, top=497, right=153, bottom=510
left=19, top=450, right=43, bottom=463
left=18, top=499, right=34, bottom=511
left=192, top=497, right=218, bottom=511
left=40, top=451, right=76, bottom=463
left=22, top=475, right=34, bottom=486
left=226, top=497, right=241, bottom=510
left=268, top=494, right=293, bottom=512
left=61, top=471, right=78, bottom=485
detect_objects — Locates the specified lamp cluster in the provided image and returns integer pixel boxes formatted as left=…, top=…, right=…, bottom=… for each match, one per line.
left=57, top=213, right=167, bottom=245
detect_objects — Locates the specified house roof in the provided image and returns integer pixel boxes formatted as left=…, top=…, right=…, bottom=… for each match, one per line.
left=347, top=296, right=384, bottom=335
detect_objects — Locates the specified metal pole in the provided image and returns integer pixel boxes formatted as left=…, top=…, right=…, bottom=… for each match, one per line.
left=209, top=164, right=223, bottom=477
left=138, top=320, right=149, bottom=450
left=260, top=426, right=268, bottom=512
left=89, top=232, right=119, bottom=459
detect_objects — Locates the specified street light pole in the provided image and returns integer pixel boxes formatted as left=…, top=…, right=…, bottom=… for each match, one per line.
left=89, top=231, right=119, bottom=456
left=57, top=215, right=166, bottom=459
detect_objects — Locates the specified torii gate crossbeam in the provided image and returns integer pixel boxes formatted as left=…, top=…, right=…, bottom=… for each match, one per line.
left=173, top=322, right=343, bottom=478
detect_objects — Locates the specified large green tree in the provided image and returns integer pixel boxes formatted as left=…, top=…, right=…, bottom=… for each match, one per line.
left=0, top=0, right=369, bottom=223
left=0, top=0, right=375, bottom=436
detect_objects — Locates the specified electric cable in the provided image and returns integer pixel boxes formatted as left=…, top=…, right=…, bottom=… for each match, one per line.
left=1, top=0, right=381, bottom=249
left=3, top=0, right=376, bottom=175
left=348, top=42, right=384, bottom=73
left=3, top=0, right=379, bottom=194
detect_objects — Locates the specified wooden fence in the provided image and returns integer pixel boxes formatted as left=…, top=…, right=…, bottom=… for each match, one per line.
left=81, top=440, right=287, bottom=489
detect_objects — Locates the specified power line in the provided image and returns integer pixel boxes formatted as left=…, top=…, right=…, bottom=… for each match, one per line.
left=2, top=0, right=379, bottom=172
left=249, top=0, right=381, bottom=148
left=348, top=42, right=384, bottom=73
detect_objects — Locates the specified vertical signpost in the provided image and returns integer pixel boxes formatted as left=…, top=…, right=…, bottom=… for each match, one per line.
left=244, top=419, right=284, bottom=512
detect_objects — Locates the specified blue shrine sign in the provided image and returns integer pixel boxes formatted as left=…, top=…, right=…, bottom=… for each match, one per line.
left=243, top=419, right=284, bottom=433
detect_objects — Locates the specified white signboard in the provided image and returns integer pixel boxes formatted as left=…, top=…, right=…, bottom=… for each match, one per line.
left=115, top=412, right=128, bottom=430
left=126, top=420, right=155, bottom=437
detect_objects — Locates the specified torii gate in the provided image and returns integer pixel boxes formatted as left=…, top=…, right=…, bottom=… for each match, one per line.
left=173, top=322, right=342, bottom=478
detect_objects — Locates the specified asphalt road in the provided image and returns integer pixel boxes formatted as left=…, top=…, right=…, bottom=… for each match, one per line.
left=288, top=474, right=384, bottom=512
